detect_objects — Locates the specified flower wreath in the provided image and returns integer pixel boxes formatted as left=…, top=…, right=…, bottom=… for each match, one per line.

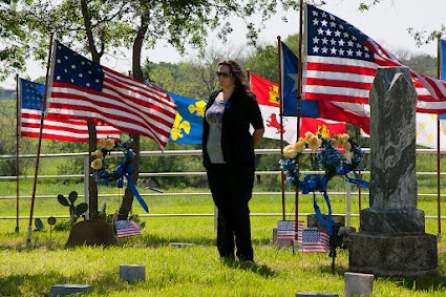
left=90, top=138, right=149, bottom=212
left=279, top=132, right=368, bottom=236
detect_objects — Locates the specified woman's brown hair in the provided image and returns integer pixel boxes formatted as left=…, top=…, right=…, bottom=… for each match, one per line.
left=218, top=60, right=248, bottom=93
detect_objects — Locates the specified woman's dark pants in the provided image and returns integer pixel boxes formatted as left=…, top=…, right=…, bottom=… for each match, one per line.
left=206, top=164, right=255, bottom=261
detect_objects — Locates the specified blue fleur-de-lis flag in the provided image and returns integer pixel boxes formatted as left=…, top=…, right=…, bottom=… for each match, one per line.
left=168, top=92, right=205, bottom=145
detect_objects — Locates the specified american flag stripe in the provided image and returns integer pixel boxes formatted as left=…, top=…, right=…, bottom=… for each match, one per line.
left=19, top=78, right=120, bottom=142
left=301, top=230, right=329, bottom=253
left=104, top=70, right=176, bottom=110
left=115, top=221, right=142, bottom=238
left=52, top=81, right=172, bottom=135
left=304, top=4, right=446, bottom=130
left=49, top=83, right=170, bottom=145
left=47, top=41, right=176, bottom=148
left=277, top=221, right=305, bottom=242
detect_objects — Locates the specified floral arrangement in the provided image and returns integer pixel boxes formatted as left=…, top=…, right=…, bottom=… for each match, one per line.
left=90, top=138, right=149, bottom=212
left=279, top=131, right=368, bottom=235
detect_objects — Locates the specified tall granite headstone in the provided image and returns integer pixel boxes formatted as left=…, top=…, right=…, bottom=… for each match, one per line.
left=346, top=67, right=437, bottom=276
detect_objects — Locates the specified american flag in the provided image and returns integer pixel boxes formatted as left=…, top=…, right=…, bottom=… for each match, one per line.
left=300, top=228, right=329, bottom=253
left=46, top=41, right=176, bottom=148
left=304, top=4, right=446, bottom=132
left=115, top=220, right=142, bottom=238
left=277, top=220, right=305, bottom=243
left=19, top=78, right=120, bottom=142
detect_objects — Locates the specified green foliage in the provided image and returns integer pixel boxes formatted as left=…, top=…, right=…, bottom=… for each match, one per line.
left=244, top=34, right=299, bottom=82
left=56, top=191, right=88, bottom=225
left=0, top=100, right=33, bottom=176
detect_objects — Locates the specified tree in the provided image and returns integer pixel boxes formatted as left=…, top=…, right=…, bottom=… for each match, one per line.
left=2, top=0, right=332, bottom=219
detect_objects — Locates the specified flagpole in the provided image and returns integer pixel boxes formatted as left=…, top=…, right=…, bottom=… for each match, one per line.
left=26, top=34, right=54, bottom=247
left=356, top=127, right=362, bottom=213
left=15, top=73, right=20, bottom=234
left=437, top=36, right=442, bottom=237
left=295, top=0, right=305, bottom=242
left=277, top=36, right=286, bottom=221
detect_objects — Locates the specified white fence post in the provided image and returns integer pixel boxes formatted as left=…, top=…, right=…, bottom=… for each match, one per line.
left=84, top=155, right=90, bottom=220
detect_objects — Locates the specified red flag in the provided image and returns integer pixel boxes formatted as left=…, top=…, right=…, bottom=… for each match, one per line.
left=250, top=72, right=346, bottom=142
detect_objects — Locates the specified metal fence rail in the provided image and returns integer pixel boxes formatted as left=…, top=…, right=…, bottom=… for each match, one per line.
left=1, top=148, right=445, bottom=225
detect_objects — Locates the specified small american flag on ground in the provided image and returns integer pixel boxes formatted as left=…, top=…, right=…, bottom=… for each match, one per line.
left=304, top=4, right=446, bottom=132
left=19, top=78, right=120, bottom=142
left=115, top=220, right=141, bottom=238
left=300, top=228, right=330, bottom=253
left=46, top=41, right=176, bottom=148
left=277, top=220, right=305, bottom=243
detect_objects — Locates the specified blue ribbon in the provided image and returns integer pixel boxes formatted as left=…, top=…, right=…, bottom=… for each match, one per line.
left=313, top=191, right=334, bottom=236
left=279, top=140, right=369, bottom=237
left=298, top=175, right=334, bottom=235
left=96, top=151, right=150, bottom=213
left=125, top=173, right=149, bottom=213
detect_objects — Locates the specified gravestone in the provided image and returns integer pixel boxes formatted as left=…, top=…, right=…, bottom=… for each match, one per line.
left=119, top=264, right=146, bottom=283
left=346, top=67, right=437, bottom=276
left=344, top=272, right=374, bottom=297
left=296, top=293, right=338, bottom=297
left=169, top=242, right=194, bottom=248
left=49, top=284, right=92, bottom=296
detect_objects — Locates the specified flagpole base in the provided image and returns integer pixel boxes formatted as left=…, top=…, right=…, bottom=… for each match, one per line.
left=65, top=219, right=117, bottom=247
left=25, top=226, right=32, bottom=248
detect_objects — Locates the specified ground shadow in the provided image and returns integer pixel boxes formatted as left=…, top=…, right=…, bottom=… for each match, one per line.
left=239, top=262, right=276, bottom=278
left=220, top=259, right=276, bottom=278
left=0, top=270, right=129, bottom=297
left=389, top=274, right=446, bottom=291
left=137, top=233, right=215, bottom=247
left=319, top=263, right=348, bottom=276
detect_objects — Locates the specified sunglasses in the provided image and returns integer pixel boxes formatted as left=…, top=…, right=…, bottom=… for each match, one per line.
left=216, top=71, right=232, bottom=78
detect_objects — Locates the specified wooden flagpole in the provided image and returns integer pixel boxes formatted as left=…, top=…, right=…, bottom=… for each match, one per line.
left=295, top=0, right=305, bottom=242
left=356, top=127, right=362, bottom=213
left=437, top=36, right=442, bottom=237
left=26, top=34, right=54, bottom=247
left=277, top=35, right=286, bottom=221
left=15, top=73, right=20, bottom=233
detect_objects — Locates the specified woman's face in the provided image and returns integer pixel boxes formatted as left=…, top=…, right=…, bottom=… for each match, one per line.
left=217, top=64, right=236, bottom=89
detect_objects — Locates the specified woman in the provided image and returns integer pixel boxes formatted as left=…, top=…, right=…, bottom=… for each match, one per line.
left=202, top=60, right=264, bottom=264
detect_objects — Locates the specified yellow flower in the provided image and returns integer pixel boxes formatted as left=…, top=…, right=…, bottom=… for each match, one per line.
left=98, top=138, right=107, bottom=148
left=339, top=133, right=350, bottom=145
left=308, top=135, right=322, bottom=151
left=283, top=144, right=298, bottom=158
left=90, top=158, right=103, bottom=170
left=304, top=131, right=315, bottom=142
left=93, top=149, right=103, bottom=159
left=294, top=139, right=306, bottom=153
left=104, top=138, right=116, bottom=150
left=332, top=136, right=341, bottom=148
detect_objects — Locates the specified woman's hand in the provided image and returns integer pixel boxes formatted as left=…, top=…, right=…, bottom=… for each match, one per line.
left=252, top=128, right=264, bottom=147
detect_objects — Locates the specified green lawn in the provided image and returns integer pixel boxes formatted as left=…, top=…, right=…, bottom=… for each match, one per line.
left=1, top=180, right=446, bottom=296
left=1, top=141, right=446, bottom=296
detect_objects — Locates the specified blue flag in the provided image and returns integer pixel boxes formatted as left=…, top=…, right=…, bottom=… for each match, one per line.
left=168, top=92, right=205, bottom=145
left=20, top=79, right=45, bottom=111
left=280, top=41, right=320, bottom=118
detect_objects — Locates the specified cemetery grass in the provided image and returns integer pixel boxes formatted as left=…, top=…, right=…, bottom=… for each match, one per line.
left=1, top=183, right=446, bottom=296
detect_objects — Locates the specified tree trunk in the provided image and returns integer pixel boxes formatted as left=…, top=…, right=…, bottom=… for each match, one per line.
left=87, top=121, right=98, bottom=219
left=81, top=0, right=103, bottom=219
left=117, top=9, right=149, bottom=220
